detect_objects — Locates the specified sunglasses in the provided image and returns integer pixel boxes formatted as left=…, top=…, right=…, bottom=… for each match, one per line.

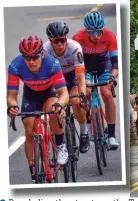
left=50, top=37, right=67, bottom=44
left=23, top=54, right=41, bottom=61
left=87, top=29, right=103, bottom=36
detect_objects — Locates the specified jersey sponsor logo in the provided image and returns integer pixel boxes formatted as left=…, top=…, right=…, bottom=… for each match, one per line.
left=77, top=52, right=83, bottom=64
left=64, top=53, right=70, bottom=58
left=10, top=62, right=19, bottom=74
left=72, top=48, right=78, bottom=55
left=55, top=60, right=59, bottom=64
left=22, top=79, right=51, bottom=85
left=23, top=103, right=29, bottom=108
left=82, top=46, right=108, bottom=54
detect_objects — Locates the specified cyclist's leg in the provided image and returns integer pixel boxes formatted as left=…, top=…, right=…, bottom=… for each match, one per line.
left=44, top=87, right=68, bottom=165
left=21, top=86, right=42, bottom=181
left=70, top=86, right=90, bottom=153
left=98, top=62, right=119, bottom=148
left=65, top=72, right=89, bottom=153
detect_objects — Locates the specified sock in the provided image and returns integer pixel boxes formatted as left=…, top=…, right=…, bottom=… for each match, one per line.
left=80, top=121, right=88, bottom=135
left=108, top=124, right=115, bottom=138
left=87, top=123, right=91, bottom=136
left=55, top=133, right=64, bottom=146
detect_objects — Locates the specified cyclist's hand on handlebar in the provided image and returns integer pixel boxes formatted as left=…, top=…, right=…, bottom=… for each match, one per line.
left=107, top=75, right=117, bottom=87
left=7, top=105, right=19, bottom=117
left=52, top=102, right=65, bottom=117
left=80, top=95, right=90, bottom=112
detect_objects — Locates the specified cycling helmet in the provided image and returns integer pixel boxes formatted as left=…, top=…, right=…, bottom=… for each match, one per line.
left=84, top=11, right=105, bottom=29
left=19, top=36, right=43, bottom=55
left=46, top=21, right=69, bottom=38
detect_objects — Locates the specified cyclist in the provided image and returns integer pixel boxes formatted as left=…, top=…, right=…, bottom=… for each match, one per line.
left=7, top=36, right=69, bottom=182
left=72, top=11, right=119, bottom=149
left=43, top=21, right=89, bottom=154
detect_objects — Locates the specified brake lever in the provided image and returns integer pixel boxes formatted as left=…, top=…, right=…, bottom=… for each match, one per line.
left=10, top=116, right=17, bottom=131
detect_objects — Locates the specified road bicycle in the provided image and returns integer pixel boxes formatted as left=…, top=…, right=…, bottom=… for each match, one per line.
left=63, top=94, right=83, bottom=183
left=10, top=108, right=63, bottom=184
left=86, top=72, right=116, bottom=175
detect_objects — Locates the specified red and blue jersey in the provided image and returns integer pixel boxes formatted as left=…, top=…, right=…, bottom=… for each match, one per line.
left=7, top=53, right=66, bottom=91
left=72, top=28, right=118, bottom=71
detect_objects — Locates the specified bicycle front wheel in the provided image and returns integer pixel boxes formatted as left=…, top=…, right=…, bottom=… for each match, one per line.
left=70, top=116, right=79, bottom=182
left=92, top=107, right=103, bottom=175
left=100, top=108, right=108, bottom=167
left=34, top=135, right=45, bottom=184
left=63, top=123, right=72, bottom=183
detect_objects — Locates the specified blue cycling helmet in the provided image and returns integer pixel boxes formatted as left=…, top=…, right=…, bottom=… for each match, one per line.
left=84, top=11, right=105, bottom=29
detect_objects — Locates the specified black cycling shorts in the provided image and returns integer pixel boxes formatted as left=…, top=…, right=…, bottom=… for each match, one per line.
left=64, top=71, right=78, bottom=91
left=21, top=85, right=57, bottom=120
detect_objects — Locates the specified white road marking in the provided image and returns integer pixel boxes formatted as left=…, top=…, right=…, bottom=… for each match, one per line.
left=9, top=136, right=25, bottom=157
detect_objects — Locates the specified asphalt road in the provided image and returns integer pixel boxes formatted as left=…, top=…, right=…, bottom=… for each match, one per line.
left=4, top=4, right=122, bottom=185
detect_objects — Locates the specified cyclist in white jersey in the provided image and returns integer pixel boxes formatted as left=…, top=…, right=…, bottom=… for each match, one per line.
left=43, top=20, right=90, bottom=154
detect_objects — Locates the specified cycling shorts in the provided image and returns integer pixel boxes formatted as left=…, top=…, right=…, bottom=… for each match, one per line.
left=64, top=71, right=78, bottom=91
left=86, top=72, right=111, bottom=84
left=85, top=59, right=112, bottom=74
left=21, top=85, right=57, bottom=120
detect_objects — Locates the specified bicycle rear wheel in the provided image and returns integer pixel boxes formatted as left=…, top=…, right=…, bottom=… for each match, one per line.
left=34, top=135, right=45, bottom=184
left=92, top=107, right=103, bottom=175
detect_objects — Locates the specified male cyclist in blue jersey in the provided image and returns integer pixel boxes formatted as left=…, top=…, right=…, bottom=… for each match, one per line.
left=72, top=11, right=119, bottom=149
left=7, top=36, right=69, bottom=182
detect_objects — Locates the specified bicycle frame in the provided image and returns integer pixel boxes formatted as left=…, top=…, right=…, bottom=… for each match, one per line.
left=33, top=112, right=60, bottom=182
left=89, top=75, right=105, bottom=138
left=10, top=108, right=62, bottom=183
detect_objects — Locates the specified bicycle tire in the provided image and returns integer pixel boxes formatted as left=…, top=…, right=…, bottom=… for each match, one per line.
left=63, top=123, right=71, bottom=183
left=92, top=107, right=103, bottom=175
left=49, top=138, right=58, bottom=183
left=70, top=115, right=79, bottom=182
left=34, top=135, right=45, bottom=184
left=100, top=108, right=108, bottom=167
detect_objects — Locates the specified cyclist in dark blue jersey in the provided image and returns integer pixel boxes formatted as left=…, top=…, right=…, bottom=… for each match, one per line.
left=7, top=36, right=69, bottom=181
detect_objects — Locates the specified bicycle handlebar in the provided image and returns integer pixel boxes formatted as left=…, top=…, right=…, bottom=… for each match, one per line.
left=86, top=80, right=116, bottom=98
left=9, top=110, right=63, bottom=131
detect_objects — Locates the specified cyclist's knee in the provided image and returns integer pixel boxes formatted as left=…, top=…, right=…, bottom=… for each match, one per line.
left=72, top=105, right=86, bottom=123
left=100, top=87, right=113, bottom=102
left=22, top=117, right=34, bottom=140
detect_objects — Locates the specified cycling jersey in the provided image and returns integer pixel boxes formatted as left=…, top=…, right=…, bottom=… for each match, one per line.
left=7, top=53, right=66, bottom=92
left=43, top=39, right=84, bottom=74
left=72, top=28, right=118, bottom=72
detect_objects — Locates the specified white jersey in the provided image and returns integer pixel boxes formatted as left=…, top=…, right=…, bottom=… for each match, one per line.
left=43, top=39, right=84, bottom=74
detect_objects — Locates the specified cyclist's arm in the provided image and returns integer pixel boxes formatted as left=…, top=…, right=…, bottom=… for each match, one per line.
left=108, top=31, right=118, bottom=78
left=73, top=42, right=86, bottom=95
left=56, top=87, right=69, bottom=106
left=7, top=63, right=19, bottom=107
left=75, top=65, right=86, bottom=95
left=7, top=90, right=18, bottom=106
